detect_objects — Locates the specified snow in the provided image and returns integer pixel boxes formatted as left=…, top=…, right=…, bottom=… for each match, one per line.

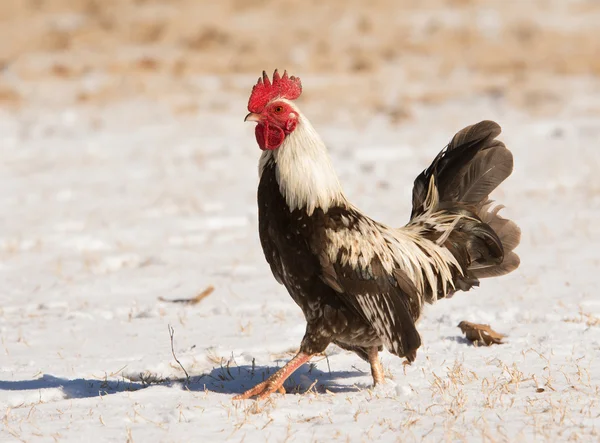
left=1, top=91, right=599, bottom=442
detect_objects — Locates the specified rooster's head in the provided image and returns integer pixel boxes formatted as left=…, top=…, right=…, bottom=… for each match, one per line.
left=245, top=70, right=302, bottom=151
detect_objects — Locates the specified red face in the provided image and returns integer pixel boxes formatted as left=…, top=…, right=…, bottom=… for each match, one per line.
left=246, top=101, right=298, bottom=151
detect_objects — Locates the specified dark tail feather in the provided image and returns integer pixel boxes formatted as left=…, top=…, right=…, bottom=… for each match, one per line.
left=412, top=120, right=510, bottom=215
left=411, top=120, right=521, bottom=288
left=471, top=203, right=521, bottom=278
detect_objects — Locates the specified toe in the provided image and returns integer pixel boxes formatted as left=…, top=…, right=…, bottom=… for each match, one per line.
left=233, top=381, right=268, bottom=400
left=255, top=381, right=285, bottom=401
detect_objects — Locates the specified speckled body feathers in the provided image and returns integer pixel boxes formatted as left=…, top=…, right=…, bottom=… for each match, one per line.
left=257, top=116, right=520, bottom=363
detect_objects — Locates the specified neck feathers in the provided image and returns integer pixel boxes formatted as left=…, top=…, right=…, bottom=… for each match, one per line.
left=259, top=111, right=345, bottom=215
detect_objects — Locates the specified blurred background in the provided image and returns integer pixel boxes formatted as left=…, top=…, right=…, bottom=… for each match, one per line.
left=1, top=0, right=599, bottom=117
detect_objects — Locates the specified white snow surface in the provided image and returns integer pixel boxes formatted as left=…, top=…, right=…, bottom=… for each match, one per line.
left=1, top=87, right=600, bottom=442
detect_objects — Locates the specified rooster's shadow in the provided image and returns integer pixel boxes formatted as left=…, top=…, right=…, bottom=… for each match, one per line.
left=0, top=363, right=367, bottom=401
left=188, top=362, right=367, bottom=395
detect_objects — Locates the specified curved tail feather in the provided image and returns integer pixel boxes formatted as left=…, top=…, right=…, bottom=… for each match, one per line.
left=410, top=121, right=521, bottom=293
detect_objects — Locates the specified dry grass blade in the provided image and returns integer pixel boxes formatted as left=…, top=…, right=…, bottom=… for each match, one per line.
left=168, top=325, right=190, bottom=384
left=159, top=285, right=215, bottom=305
left=458, top=321, right=506, bottom=346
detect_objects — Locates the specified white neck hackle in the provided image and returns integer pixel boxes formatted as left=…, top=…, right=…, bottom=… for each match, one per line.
left=259, top=101, right=346, bottom=215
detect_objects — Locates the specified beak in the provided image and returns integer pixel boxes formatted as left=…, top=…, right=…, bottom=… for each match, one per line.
left=244, top=112, right=262, bottom=123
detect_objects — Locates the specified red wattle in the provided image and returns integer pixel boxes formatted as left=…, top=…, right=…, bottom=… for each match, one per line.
left=255, top=123, right=285, bottom=151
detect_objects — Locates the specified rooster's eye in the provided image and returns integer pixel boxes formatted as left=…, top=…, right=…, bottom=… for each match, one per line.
left=274, top=106, right=284, bottom=113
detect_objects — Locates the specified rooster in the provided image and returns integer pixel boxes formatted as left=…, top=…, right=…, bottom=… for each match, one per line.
left=235, top=70, right=520, bottom=400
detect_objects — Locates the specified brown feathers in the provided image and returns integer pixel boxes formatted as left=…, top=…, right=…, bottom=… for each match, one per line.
left=448, top=120, right=501, bottom=150
left=433, top=120, right=512, bottom=208
left=450, top=145, right=513, bottom=205
left=472, top=203, right=521, bottom=278
left=411, top=120, right=521, bottom=283
left=480, top=204, right=521, bottom=253
left=412, top=120, right=505, bottom=216
left=470, top=252, right=520, bottom=278
left=249, top=68, right=522, bottom=396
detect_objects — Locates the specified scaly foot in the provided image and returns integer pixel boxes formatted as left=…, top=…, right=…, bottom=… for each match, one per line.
left=368, top=347, right=385, bottom=386
left=233, top=352, right=312, bottom=400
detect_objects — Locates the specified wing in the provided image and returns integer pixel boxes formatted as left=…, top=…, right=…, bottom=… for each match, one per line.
left=311, top=209, right=422, bottom=359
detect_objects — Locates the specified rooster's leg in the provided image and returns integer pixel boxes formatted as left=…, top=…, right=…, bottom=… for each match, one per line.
left=368, top=347, right=385, bottom=385
left=233, top=352, right=313, bottom=400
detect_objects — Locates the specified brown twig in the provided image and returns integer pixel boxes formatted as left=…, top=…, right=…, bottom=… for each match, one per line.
left=159, top=285, right=214, bottom=305
left=168, top=325, right=190, bottom=384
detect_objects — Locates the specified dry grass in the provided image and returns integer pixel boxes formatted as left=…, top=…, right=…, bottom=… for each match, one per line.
left=1, top=0, right=599, bottom=76
left=564, top=310, right=600, bottom=328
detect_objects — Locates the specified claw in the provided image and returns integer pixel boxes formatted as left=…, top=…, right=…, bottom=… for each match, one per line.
left=233, top=376, right=287, bottom=400
left=233, top=379, right=279, bottom=400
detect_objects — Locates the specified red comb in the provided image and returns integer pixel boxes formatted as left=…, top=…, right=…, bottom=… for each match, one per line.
left=248, top=69, right=302, bottom=113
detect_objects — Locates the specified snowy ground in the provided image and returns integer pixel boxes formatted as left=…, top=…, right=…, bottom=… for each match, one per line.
left=2, top=1, right=600, bottom=442
left=2, top=84, right=600, bottom=442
